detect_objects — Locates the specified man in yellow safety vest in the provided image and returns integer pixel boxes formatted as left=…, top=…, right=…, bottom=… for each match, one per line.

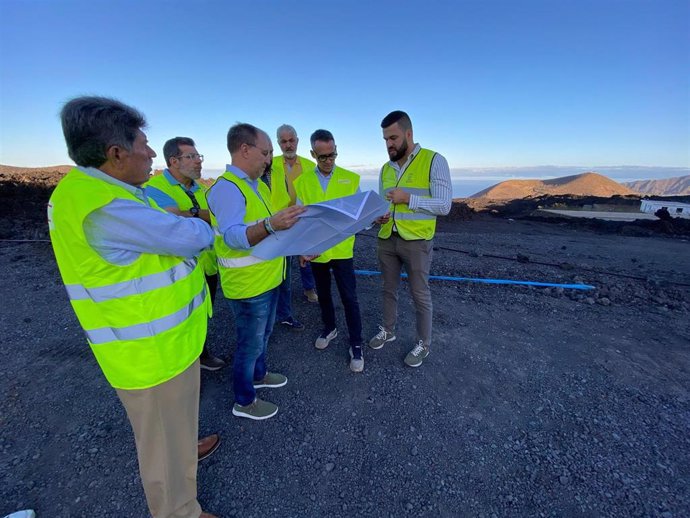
left=206, top=123, right=305, bottom=420
left=294, top=129, right=365, bottom=372
left=369, top=110, right=452, bottom=368
left=48, top=96, right=218, bottom=517
left=145, top=136, right=225, bottom=371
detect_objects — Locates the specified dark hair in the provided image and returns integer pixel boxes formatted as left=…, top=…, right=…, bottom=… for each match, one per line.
left=163, top=137, right=196, bottom=166
left=61, top=96, right=146, bottom=167
left=310, top=129, right=334, bottom=147
left=381, top=110, right=412, bottom=131
left=227, top=123, right=260, bottom=154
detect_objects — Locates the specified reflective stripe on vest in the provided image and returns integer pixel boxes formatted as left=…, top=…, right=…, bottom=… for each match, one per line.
left=208, top=172, right=284, bottom=299
left=65, top=259, right=196, bottom=302
left=381, top=186, right=430, bottom=197
left=393, top=212, right=436, bottom=220
left=86, top=283, right=207, bottom=344
left=217, top=255, right=266, bottom=268
left=49, top=168, right=208, bottom=390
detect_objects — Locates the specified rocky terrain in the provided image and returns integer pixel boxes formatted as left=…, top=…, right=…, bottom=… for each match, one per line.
left=1, top=171, right=689, bottom=517
left=624, top=175, right=690, bottom=196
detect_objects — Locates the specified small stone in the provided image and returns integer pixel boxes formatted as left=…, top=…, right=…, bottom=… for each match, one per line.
left=411, top=446, right=419, bottom=456
left=325, top=462, right=335, bottom=472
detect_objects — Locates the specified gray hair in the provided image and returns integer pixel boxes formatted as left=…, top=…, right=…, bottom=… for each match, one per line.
left=163, top=136, right=196, bottom=167
left=227, top=123, right=261, bottom=154
left=60, top=96, right=146, bottom=167
left=276, top=124, right=297, bottom=139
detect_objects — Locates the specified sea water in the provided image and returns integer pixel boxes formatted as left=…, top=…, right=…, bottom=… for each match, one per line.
left=358, top=177, right=496, bottom=198
left=202, top=169, right=497, bottom=199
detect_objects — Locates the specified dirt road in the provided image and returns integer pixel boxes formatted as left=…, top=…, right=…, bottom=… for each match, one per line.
left=1, top=216, right=688, bottom=517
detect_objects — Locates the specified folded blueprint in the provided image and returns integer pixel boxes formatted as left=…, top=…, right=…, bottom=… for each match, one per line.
left=251, top=190, right=389, bottom=260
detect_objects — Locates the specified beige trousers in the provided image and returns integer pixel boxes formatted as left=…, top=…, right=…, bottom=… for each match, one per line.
left=377, top=234, right=434, bottom=345
left=116, top=360, right=202, bottom=518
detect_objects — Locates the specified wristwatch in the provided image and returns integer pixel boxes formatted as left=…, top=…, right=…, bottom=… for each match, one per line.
left=190, top=207, right=200, bottom=218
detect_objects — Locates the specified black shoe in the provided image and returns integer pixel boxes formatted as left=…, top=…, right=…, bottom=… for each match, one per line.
left=279, top=317, right=305, bottom=331
left=200, top=354, right=226, bottom=371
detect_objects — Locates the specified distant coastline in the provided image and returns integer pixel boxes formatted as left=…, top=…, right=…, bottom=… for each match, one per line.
left=2, top=163, right=688, bottom=199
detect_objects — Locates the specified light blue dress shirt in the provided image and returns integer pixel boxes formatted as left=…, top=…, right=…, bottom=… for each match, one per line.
left=206, top=165, right=269, bottom=251
left=80, top=167, right=214, bottom=265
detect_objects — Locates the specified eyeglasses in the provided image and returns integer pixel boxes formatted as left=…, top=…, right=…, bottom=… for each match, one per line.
left=245, top=143, right=272, bottom=157
left=314, top=152, right=337, bottom=163
left=176, top=153, right=204, bottom=161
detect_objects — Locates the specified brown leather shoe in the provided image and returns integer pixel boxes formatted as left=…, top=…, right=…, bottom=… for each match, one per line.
left=200, top=513, right=217, bottom=518
left=197, top=433, right=220, bottom=461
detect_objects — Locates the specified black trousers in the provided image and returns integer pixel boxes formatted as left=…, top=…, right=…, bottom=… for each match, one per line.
left=311, top=258, right=362, bottom=346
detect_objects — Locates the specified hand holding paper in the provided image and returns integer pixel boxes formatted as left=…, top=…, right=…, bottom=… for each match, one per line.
left=252, top=190, right=389, bottom=260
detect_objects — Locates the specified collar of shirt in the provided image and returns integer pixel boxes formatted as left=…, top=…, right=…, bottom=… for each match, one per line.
left=226, top=164, right=261, bottom=188
left=388, top=143, right=422, bottom=176
left=315, top=166, right=334, bottom=179
left=163, top=168, right=199, bottom=192
left=78, top=166, right=148, bottom=203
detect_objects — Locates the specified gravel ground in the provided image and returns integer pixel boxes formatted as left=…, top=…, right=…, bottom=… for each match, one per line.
left=1, top=216, right=689, bottom=517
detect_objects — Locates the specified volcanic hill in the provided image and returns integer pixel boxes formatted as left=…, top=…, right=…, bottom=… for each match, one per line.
left=469, top=172, right=637, bottom=199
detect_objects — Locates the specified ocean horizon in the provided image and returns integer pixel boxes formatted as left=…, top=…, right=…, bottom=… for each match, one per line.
left=200, top=170, right=513, bottom=198
left=197, top=165, right=690, bottom=199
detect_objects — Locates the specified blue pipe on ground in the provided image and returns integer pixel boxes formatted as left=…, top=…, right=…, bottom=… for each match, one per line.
left=354, top=270, right=594, bottom=290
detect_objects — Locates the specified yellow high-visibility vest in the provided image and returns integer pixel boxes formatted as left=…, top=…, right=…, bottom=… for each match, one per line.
left=294, top=166, right=360, bottom=262
left=208, top=170, right=285, bottom=299
left=270, top=155, right=315, bottom=209
left=145, top=172, right=218, bottom=276
left=48, top=168, right=210, bottom=390
left=378, top=148, right=437, bottom=240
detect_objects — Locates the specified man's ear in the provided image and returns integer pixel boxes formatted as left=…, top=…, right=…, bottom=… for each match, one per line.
left=105, top=145, right=125, bottom=165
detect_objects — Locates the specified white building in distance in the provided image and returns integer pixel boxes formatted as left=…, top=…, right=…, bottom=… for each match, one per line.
left=640, top=199, right=690, bottom=219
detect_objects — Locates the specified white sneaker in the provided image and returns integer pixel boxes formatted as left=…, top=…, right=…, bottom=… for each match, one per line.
left=315, top=328, right=337, bottom=349
left=349, top=345, right=364, bottom=373
left=4, top=511, right=36, bottom=518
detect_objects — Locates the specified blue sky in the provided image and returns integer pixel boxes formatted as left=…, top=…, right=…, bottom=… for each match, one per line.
left=0, top=0, right=688, bottom=177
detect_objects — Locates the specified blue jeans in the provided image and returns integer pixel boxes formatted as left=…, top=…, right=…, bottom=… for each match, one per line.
left=277, top=257, right=316, bottom=320
left=311, top=258, right=362, bottom=346
left=276, top=257, right=293, bottom=322
left=300, top=260, right=316, bottom=291
left=228, top=287, right=278, bottom=406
